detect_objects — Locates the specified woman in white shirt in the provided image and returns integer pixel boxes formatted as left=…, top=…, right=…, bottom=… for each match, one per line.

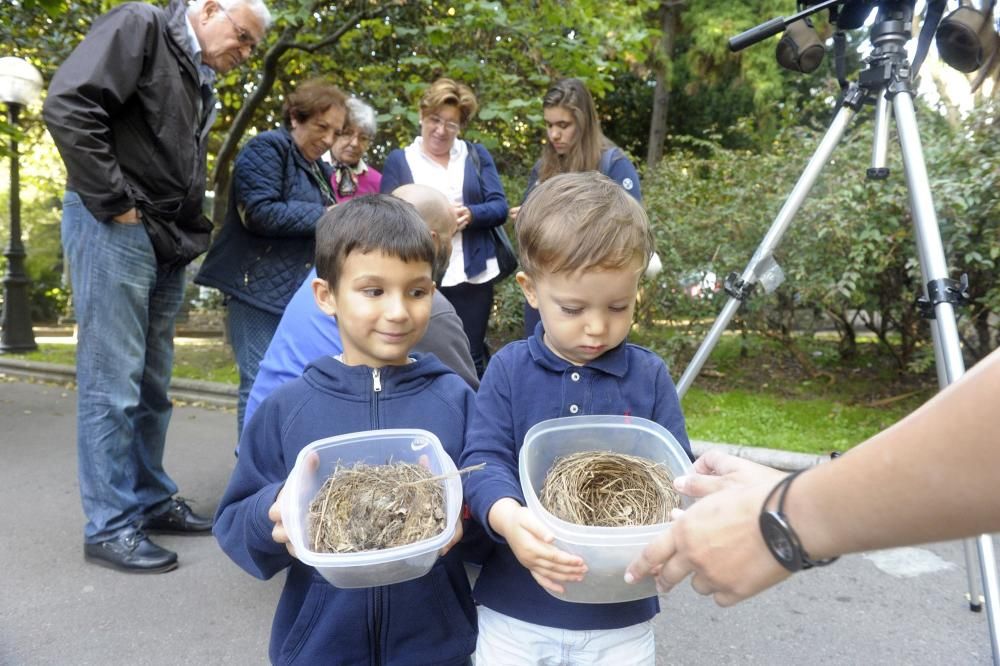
left=381, top=78, right=510, bottom=376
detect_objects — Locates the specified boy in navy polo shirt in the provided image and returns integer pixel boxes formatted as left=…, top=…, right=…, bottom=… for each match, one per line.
left=214, top=195, right=477, bottom=665
left=460, top=171, right=692, bottom=664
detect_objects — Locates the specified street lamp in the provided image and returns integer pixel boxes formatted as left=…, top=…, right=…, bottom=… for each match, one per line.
left=0, top=56, right=43, bottom=353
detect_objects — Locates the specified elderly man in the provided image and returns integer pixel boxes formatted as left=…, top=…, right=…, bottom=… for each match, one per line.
left=43, top=0, right=271, bottom=573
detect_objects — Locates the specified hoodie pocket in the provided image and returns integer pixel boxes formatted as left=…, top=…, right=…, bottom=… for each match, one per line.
left=279, top=576, right=329, bottom=664
left=422, top=562, right=477, bottom=652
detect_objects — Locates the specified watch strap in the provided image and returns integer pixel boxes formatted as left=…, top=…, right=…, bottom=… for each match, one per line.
left=760, top=469, right=838, bottom=572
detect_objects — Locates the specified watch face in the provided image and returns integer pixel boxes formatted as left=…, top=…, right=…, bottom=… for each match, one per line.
left=760, top=511, right=800, bottom=571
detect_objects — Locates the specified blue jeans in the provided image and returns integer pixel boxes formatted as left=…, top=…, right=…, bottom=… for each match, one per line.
left=225, top=298, right=281, bottom=436
left=62, top=191, right=183, bottom=543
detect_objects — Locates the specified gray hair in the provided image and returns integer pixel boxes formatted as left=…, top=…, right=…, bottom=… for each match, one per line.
left=345, top=97, right=377, bottom=137
left=189, top=0, right=273, bottom=30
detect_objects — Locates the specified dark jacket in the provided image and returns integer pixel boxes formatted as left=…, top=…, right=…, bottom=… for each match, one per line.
left=380, top=142, right=508, bottom=278
left=195, top=128, right=334, bottom=314
left=43, top=0, right=215, bottom=268
left=460, top=324, right=691, bottom=631
left=214, top=354, right=478, bottom=665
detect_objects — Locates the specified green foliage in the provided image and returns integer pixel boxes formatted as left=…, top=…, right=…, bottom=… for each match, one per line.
left=209, top=0, right=659, bottom=182
left=640, top=100, right=1000, bottom=371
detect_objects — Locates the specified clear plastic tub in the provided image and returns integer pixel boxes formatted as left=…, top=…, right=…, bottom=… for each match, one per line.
left=519, top=415, right=693, bottom=604
left=281, top=429, right=461, bottom=588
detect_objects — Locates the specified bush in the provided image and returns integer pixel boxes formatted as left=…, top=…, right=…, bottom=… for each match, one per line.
left=641, top=102, right=1000, bottom=372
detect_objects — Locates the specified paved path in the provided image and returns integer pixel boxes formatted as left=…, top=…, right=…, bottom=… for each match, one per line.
left=0, top=378, right=995, bottom=664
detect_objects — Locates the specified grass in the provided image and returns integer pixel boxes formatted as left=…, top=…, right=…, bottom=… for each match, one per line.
left=667, top=333, right=934, bottom=455
left=15, top=337, right=240, bottom=385
left=7, top=330, right=935, bottom=457
left=682, top=386, right=918, bottom=454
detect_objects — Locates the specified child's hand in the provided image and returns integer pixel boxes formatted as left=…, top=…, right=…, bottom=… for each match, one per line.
left=440, top=518, right=463, bottom=557
left=508, top=205, right=520, bottom=221
left=268, top=489, right=298, bottom=559
left=267, top=451, right=320, bottom=560
left=488, top=498, right=587, bottom=594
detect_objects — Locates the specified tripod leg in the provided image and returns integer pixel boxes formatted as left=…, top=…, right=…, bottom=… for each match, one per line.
left=892, top=91, right=1000, bottom=660
left=676, top=101, right=858, bottom=398
left=867, top=90, right=891, bottom=180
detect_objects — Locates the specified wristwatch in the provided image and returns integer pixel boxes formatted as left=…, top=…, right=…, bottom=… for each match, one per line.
left=759, top=470, right=838, bottom=572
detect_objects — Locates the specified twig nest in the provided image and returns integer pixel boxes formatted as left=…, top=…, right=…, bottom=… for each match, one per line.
left=538, top=451, right=680, bottom=527
left=307, top=461, right=445, bottom=553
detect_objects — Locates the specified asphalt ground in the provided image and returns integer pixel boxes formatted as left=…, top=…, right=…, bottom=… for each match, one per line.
left=0, top=374, right=996, bottom=665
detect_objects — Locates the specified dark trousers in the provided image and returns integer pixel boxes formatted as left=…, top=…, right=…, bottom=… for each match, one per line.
left=440, top=280, right=494, bottom=377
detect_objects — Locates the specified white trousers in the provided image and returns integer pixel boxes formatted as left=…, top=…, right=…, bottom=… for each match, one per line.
left=474, top=605, right=655, bottom=666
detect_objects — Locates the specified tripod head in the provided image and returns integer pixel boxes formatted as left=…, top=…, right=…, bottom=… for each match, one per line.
left=728, top=0, right=885, bottom=53
left=730, top=1, right=998, bottom=80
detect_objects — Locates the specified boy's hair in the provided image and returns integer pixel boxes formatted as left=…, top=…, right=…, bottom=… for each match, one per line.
left=515, top=171, right=654, bottom=276
left=314, top=195, right=436, bottom=287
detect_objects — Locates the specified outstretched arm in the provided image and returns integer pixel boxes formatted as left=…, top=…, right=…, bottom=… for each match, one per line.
left=626, top=346, right=1000, bottom=606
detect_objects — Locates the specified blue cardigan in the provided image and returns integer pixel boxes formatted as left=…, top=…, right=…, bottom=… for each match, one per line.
left=459, top=324, right=691, bottom=631
left=380, top=141, right=509, bottom=278
left=214, top=353, right=478, bottom=665
left=195, top=128, right=333, bottom=314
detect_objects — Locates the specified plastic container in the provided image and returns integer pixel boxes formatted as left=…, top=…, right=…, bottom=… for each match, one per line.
left=281, top=429, right=461, bottom=588
left=519, top=415, right=693, bottom=604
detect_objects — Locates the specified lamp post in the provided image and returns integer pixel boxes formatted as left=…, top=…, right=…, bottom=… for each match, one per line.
left=0, top=57, right=43, bottom=353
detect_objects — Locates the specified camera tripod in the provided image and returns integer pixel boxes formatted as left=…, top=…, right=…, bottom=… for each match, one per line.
left=675, top=2, right=999, bottom=661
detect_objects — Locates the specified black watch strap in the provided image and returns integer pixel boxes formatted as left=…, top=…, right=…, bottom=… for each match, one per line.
left=759, top=470, right=838, bottom=572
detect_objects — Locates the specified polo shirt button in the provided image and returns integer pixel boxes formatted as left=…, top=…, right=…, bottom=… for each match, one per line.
left=570, top=372, right=581, bottom=382
left=569, top=404, right=579, bottom=414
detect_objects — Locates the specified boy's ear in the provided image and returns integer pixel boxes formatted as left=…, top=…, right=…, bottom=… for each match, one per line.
left=312, top=277, right=338, bottom=317
left=516, top=271, right=539, bottom=309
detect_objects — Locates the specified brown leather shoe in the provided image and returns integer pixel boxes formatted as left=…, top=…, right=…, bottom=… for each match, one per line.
left=143, top=498, right=213, bottom=535
left=84, top=528, right=178, bottom=573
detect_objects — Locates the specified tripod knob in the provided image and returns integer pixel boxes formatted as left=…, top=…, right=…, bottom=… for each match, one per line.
left=867, top=167, right=890, bottom=180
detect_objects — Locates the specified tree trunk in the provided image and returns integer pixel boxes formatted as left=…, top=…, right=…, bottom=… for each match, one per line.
left=645, top=2, right=680, bottom=168
left=208, top=3, right=387, bottom=225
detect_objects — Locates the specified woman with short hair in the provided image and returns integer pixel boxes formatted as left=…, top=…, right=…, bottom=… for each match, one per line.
left=326, top=97, right=382, bottom=202
left=196, top=78, right=346, bottom=433
left=380, top=77, right=509, bottom=377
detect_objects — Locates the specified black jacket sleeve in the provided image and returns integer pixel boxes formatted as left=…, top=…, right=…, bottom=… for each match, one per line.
left=42, top=5, right=160, bottom=219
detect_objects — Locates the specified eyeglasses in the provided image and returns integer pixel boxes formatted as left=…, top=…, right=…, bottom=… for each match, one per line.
left=425, top=114, right=461, bottom=135
left=336, top=129, right=372, bottom=145
left=221, top=7, right=259, bottom=49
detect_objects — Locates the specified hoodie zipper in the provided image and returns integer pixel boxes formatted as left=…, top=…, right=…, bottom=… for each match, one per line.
left=371, top=367, right=383, bottom=665
left=373, top=586, right=383, bottom=665
left=370, top=368, right=382, bottom=429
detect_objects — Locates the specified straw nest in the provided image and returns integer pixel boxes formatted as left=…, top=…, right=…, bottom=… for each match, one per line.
left=307, top=461, right=446, bottom=554
left=538, top=451, right=680, bottom=527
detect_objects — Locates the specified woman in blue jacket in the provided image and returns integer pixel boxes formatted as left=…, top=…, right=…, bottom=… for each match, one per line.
left=196, top=79, right=346, bottom=434
left=380, top=78, right=509, bottom=377
left=510, top=78, right=645, bottom=337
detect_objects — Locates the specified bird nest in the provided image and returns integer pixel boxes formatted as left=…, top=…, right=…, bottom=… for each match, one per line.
left=538, top=451, right=680, bottom=527
left=307, top=461, right=446, bottom=554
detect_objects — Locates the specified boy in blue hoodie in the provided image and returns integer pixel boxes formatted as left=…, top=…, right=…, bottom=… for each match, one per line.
left=460, top=172, right=692, bottom=664
left=214, top=195, right=477, bottom=665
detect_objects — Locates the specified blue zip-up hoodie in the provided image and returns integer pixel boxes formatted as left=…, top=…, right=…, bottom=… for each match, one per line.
left=459, top=324, right=692, bottom=631
left=214, top=353, right=477, bottom=665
